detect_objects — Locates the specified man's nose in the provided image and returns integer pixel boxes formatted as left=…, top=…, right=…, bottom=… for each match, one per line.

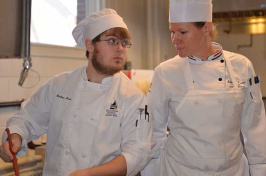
left=116, top=41, right=124, bottom=50
left=115, top=43, right=123, bottom=53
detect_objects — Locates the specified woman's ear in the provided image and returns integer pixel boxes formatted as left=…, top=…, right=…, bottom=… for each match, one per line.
left=203, top=22, right=212, bottom=35
left=85, top=38, right=94, bottom=52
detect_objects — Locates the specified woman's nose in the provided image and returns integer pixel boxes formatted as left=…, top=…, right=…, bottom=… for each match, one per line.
left=172, top=36, right=181, bottom=44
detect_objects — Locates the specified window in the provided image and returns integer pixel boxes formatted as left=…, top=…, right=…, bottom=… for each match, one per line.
left=31, top=0, right=77, bottom=47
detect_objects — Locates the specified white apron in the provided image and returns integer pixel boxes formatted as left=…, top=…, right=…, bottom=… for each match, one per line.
left=159, top=57, right=250, bottom=176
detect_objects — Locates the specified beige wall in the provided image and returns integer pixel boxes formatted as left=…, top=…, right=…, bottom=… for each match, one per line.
left=0, top=44, right=87, bottom=103
left=0, top=44, right=87, bottom=130
left=104, top=0, right=177, bottom=69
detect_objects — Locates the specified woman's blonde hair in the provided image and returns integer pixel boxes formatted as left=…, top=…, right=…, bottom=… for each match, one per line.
left=193, top=22, right=218, bottom=42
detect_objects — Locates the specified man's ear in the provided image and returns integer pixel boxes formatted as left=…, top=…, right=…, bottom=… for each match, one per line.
left=85, top=38, right=94, bottom=52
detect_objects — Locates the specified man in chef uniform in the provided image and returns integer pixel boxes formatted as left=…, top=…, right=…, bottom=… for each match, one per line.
left=142, top=0, right=266, bottom=176
left=0, top=9, right=153, bottom=176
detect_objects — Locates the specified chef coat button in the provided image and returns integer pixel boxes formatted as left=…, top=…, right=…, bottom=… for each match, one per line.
left=220, top=59, right=224, bottom=63
left=73, top=114, right=78, bottom=118
left=218, top=78, right=222, bottom=81
left=82, top=154, right=86, bottom=158
left=65, top=150, right=70, bottom=155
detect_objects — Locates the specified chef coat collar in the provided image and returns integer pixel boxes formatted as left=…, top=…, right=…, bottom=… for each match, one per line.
left=188, top=42, right=224, bottom=64
left=81, top=66, right=118, bottom=85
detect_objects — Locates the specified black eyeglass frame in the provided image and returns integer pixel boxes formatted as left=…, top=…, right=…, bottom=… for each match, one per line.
left=99, top=38, right=132, bottom=48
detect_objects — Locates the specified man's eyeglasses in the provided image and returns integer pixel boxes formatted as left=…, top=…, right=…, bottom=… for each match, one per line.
left=99, top=38, right=132, bottom=48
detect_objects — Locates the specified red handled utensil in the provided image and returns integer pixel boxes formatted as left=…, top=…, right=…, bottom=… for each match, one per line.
left=5, top=128, right=20, bottom=176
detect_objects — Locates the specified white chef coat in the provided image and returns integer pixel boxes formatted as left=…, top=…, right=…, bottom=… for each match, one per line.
left=3, top=66, right=153, bottom=176
left=142, top=43, right=266, bottom=176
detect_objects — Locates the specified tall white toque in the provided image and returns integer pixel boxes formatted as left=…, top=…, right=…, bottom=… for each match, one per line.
left=169, top=0, right=213, bottom=23
left=72, top=8, right=128, bottom=49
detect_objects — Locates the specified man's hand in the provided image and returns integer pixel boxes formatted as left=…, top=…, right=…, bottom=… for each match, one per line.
left=68, top=155, right=127, bottom=176
left=0, top=133, right=22, bottom=162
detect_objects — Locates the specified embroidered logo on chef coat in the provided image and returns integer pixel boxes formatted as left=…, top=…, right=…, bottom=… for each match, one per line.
left=226, top=80, right=246, bottom=89
left=110, top=100, right=118, bottom=109
left=105, top=100, right=118, bottom=117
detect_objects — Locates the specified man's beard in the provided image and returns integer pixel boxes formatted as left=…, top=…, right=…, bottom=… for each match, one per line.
left=91, top=47, right=126, bottom=75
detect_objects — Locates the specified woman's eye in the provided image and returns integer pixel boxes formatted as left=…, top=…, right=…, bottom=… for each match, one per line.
left=180, top=31, right=187, bottom=34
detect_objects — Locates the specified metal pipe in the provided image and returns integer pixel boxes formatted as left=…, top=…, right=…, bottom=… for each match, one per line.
left=24, top=0, right=31, bottom=58
left=237, top=34, right=253, bottom=50
left=223, top=20, right=232, bottom=34
left=0, top=101, right=23, bottom=108
left=18, top=0, right=32, bottom=87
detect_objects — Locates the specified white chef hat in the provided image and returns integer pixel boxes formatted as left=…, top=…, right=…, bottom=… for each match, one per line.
left=169, top=0, right=213, bottom=23
left=72, top=8, right=128, bottom=49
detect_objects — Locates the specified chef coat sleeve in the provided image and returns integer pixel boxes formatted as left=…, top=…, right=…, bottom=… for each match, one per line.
left=2, top=77, right=56, bottom=157
left=120, top=93, right=154, bottom=176
left=241, top=61, right=266, bottom=176
left=141, top=66, right=169, bottom=176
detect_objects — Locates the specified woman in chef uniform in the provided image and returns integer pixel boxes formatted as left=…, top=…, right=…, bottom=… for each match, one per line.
left=142, top=0, right=266, bottom=175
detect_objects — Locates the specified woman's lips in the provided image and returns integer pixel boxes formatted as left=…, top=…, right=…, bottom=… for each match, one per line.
left=176, top=46, right=185, bottom=50
left=174, top=44, right=184, bottom=50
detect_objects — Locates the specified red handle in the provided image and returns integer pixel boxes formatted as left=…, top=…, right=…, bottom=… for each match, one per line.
left=5, top=128, right=20, bottom=176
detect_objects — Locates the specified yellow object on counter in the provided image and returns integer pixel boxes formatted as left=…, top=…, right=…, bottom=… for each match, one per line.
left=130, top=70, right=153, bottom=95
left=134, top=80, right=151, bottom=95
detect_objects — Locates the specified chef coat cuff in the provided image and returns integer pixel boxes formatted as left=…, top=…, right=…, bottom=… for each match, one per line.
left=152, top=144, right=164, bottom=159
left=2, top=128, right=28, bottom=157
left=250, top=164, right=266, bottom=176
left=121, top=152, right=140, bottom=176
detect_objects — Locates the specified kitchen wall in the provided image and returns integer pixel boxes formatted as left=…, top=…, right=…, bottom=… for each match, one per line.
left=0, top=43, right=87, bottom=140
left=0, top=44, right=87, bottom=103
left=212, top=0, right=265, bottom=12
